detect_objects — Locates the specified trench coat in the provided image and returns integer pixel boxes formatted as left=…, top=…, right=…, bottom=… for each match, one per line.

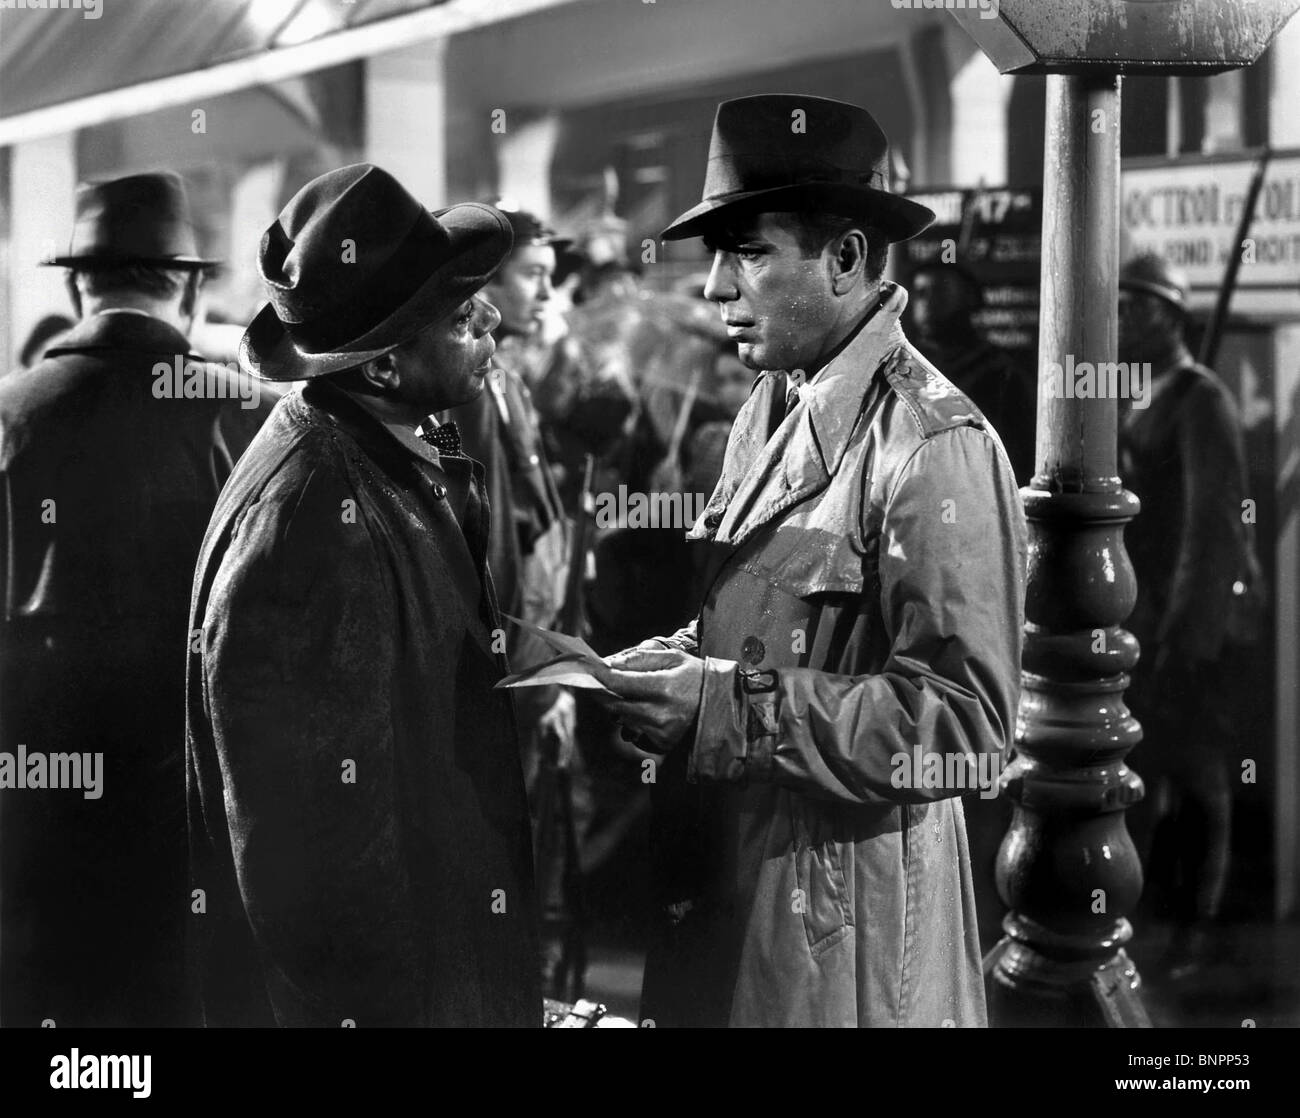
left=185, top=378, right=540, bottom=1027
left=639, top=283, right=1027, bottom=1027
left=0, top=311, right=273, bottom=1026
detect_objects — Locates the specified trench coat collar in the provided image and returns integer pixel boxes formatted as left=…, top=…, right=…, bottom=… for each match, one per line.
left=690, top=282, right=909, bottom=548
left=44, top=310, right=202, bottom=362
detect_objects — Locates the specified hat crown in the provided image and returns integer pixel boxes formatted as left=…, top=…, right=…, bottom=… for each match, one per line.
left=260, top=163, right=443, bottom=324
left=243, top=165, right=514, bottom=378
left=55, top=171, right=213, bottom=268
left=703, top=95, right=892, bottom=203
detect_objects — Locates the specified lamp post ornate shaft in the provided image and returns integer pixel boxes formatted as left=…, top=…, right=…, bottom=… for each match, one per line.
left=986, top=71, right=1148, bottom=1027
left=947, top=0, right=1300, bottom=1026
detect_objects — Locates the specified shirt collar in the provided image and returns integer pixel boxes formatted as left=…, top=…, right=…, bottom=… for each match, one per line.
left=305, top=379, right=448, bottom=471
left=351, top=391, right=446, bottom=469
left=94, top=307, right=157, bottom=320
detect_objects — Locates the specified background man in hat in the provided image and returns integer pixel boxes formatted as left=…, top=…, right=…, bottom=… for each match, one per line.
left=1117, top=253, right=1254, bottom=980
left=0, top=171, right=273, bottom=1026
left=446, top=204, right=585, bottom=997
left=186, top=164, right=540, bottom=1027
left=451, top=205, right=570, bottom=742
left=591, top=95, right=1027, bottom=1027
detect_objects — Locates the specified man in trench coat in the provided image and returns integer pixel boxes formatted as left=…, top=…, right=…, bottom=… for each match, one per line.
left=597, top=96, right=1027, bottom=1027
left=186, top=165, right=540, bottom=1027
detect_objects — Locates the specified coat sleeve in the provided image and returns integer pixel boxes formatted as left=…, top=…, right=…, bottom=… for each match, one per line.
left=199, top=459, right=426, bottom=1026
left=649, top=617, right=700, bottom=656
left=688, top=425, right=1027, bottom=806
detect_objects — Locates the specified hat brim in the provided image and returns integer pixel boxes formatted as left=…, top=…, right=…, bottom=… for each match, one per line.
left=240, top=202, right=513, bottom=383
left=1118, top=278, right=1185, bottom=311
left=42, top=253, right=220, bottom=270
left=661, top=183, right=936, bottom=244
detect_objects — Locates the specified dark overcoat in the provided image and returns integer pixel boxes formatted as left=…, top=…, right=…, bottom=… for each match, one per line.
left=0, top=311, right=273, bottom=1026
left=185, top=379, right=540, bottom=1027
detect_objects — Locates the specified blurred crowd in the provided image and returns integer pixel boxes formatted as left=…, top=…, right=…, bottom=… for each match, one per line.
left=1, top=161, right=1260, bottom=1022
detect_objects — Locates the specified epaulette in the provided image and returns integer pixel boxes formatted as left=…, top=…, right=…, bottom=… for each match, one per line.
left=882, top=342, right=987, bottom=439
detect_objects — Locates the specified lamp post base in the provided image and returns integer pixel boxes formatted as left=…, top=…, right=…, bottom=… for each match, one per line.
left=985, top=937, right=1151, bottom=1027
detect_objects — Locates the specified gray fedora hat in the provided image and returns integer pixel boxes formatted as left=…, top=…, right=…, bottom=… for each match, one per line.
left=44, top=171, right=219, bottom=270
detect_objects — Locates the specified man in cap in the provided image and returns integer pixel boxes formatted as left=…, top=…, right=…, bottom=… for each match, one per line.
left=592, top=95, right=1027, bottom=1027
left=1117, top=252, right=1251, bottom=979
left=186, top=164, right=540, bottom=1027
left=0, top=171, right=273, bottom=1026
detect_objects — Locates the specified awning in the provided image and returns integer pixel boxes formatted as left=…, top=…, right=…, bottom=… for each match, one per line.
left=0, top=0, right=577, bottom=145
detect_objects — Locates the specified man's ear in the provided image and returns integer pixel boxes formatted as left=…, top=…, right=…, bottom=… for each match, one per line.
left=830, top=228, right=869, bottom=295
left=359, top=350, right=401, bottom=393
left=179, top=270, right=204, bottom=319
left=64, top=272, right=83, bottom=319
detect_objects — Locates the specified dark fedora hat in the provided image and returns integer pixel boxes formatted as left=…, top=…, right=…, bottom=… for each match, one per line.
left=661, top=94, right=935, bottom=244
left=241, top=164, right=513, bottom=382
left=44, top=171, right=219, bottom=270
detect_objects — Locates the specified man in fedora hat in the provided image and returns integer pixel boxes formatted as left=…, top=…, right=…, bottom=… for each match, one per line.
left=185, top=164, right=540, bottom=1027
left=0, top=170, right=273, bottom=1026
left=591, top=95, right=1028, bottom=1027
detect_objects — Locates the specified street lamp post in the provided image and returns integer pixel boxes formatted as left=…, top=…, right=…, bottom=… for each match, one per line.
left=948, top=0, right=1300, bottom=1027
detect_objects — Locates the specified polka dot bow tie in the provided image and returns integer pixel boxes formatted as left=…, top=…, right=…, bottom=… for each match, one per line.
left=420, top=421, right=463, bottom=458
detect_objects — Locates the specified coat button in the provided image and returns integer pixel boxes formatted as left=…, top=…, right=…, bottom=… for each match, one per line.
left=741, top=636, right=765, bottom=665
left=431, top=483, right=447, bottom=500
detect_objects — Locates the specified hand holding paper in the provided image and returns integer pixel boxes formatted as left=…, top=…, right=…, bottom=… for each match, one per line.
left=493, top=615, right=618, bottom=695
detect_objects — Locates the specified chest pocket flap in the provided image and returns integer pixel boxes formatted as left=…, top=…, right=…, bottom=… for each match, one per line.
left=731, top=522, right=866, bottom=599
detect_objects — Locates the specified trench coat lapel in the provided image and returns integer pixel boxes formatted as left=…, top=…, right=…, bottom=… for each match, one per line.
left=692, top=283, right=909, bottom=549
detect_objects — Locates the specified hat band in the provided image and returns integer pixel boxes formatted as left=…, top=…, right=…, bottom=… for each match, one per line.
left=704, top=154, right=890, bottom=198
left=280, top=217, right=447, bottom=353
